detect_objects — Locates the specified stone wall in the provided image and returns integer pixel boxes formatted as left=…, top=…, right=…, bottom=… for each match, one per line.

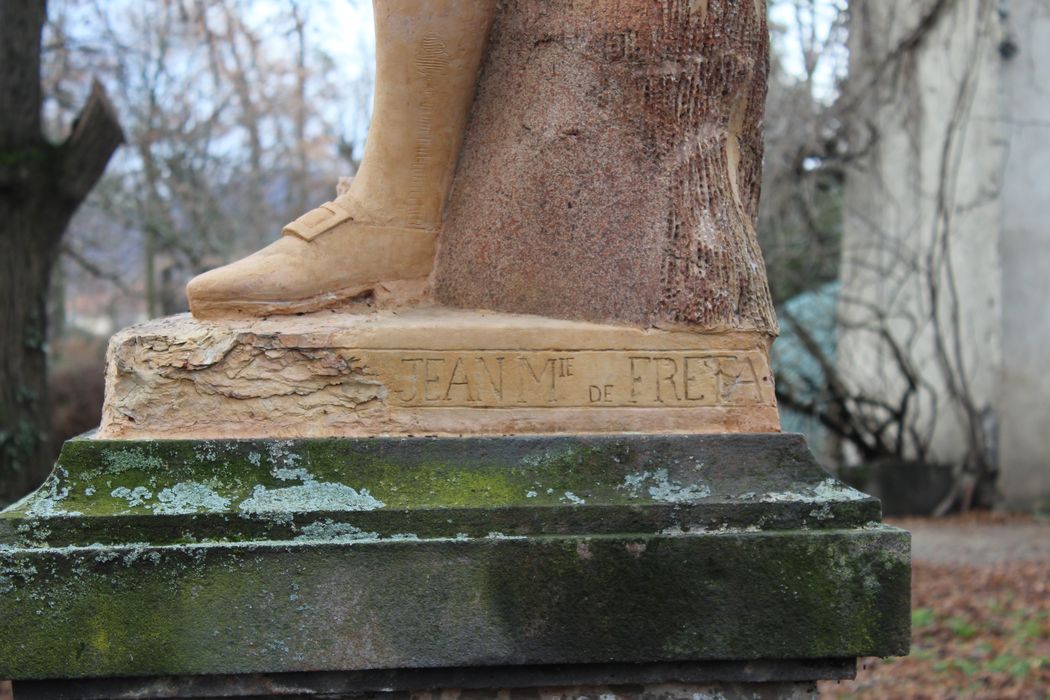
left=840, top=0, right=1050, bottom=508
left=997, top=0, right=1050, bottom=508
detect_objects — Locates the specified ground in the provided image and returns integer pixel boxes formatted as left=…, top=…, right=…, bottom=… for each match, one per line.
left=822, top=512, right=1050, bottom=699
left=2, top=513, right=1046, bottom=699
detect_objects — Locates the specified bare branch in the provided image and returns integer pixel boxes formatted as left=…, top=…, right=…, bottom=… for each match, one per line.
left=57, top=79, right=124, bottom=206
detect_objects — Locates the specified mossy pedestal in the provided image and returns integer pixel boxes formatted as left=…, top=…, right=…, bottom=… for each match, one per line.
left=0, top=433, right=909, bottom=699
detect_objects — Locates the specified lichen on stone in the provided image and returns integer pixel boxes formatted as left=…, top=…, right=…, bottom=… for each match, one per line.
left=153, top=482, right=231, bottom=515
left=110, top=486, right=153, bottom=508
left=486, top=531, right=526, bottom=540
left=619, top=468, right=711, bottom=503
left=294, top=519, right=379, bottom=542
left=102, top=449, right=165, bottom=474
left=809, top=504, right=835, bottom=522
left=272, top=467, right=313, bottom=483
left=0, top=549, right=38, bottom=594
left=266, top=440, right=303, bottom=470
left=239, top=482, right=383, bottom=517
left=386, top=533, right=420, bottom=541
left=812, top=478, right=867, bottom=501
left=757, top=478, right=868, bottom=504
left=24, top=468, right=81, bottom=518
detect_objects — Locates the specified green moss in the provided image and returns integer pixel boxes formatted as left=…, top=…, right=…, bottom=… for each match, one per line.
left=0, top=530, right=909, bottom=679
left=0, top=435, right=910, bottom=681
left=101, top=449, right=166, bottom=475
left=2, top=435, right=887, bottom=548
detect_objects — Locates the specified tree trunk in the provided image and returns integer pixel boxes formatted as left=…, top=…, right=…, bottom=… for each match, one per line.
left=0, top=0, right=123, bottom=505
left=435, top=0, right=776, bottom=334
left=0, top=203, right=55, bottom=505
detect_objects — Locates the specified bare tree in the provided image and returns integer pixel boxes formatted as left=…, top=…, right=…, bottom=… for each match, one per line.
left=769, top=0, right=1003, bottom=511
left=0, top=0, right=122, bottom=505
left=50, top=0, right=375, bottom=326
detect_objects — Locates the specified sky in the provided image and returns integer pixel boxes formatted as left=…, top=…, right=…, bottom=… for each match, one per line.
left=319, top=0, right=843, bottom=102
left=320, top=0, right=375, bottom=66
left=768, top=0, right=846, bottom=100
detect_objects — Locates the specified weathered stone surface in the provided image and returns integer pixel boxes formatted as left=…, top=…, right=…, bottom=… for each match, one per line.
left=12, top=660, right=853, bottom=700
left=435, top=0, right=777, bottom=333
left=98, top=309, right=779, bottom=440
left=2, top=434, right=880, bottom=546
left=0, top=434, right=910, bottom=680
left=14, top=676, right=822, bottom=700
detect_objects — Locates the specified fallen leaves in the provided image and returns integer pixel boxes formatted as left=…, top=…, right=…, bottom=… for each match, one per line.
left=822, top=550, right=1049, bottom=699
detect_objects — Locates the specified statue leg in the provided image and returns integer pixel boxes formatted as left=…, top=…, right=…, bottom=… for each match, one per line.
left=186, top=0, right=497, bottom=319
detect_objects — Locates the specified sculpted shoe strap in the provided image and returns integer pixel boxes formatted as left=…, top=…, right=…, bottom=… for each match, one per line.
left=282, top=201, right=354, bottom=242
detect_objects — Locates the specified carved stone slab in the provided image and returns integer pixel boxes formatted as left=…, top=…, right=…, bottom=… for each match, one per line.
left=99, top=309, right=779, bottom=439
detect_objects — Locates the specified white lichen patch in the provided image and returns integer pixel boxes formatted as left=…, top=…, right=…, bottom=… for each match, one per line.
left=266, top=440, right=303, bottom=470
left=809, top=504, right=835, bottom=522
left=486, top=531, right=527, bottom=540
left=756, top=478, right=868, bottom=504
left=620, top=468, right=711, bottom=503
left=24, top=469, right=81, bottom=518
left=237, top=450, right=384, bottom=518
left=293, top=520, right=420, bottom=544
left=102, top=449, right=165, bottom=474
left=110, top=486, right=153, bottom=508
left=272, top=467, right=313, bottom=483
left=659, top=522, right=760, bottom=533
left=294, top=520, right=379, bottom=542
left=239, top=482, right=383, bottom=516
left=0, top=548, right=39, bottom=594
left=520, top=448, right=564, bottom=468
left=193, top=442, right=221, bottom=463
left=386, top=533, right=420, bottom=541
left=153, top=482, right=231, bottom=515
left=812, top=478, right=867, bottom=501
left=561, top=491, right=585, bottom=505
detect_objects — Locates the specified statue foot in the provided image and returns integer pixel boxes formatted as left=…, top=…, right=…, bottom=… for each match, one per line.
left=186, top=200, right=437, bottom=319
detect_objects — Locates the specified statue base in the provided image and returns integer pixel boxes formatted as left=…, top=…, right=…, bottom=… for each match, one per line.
left=12, top=664, right=842, bottom=699
left=0, top=433, right=909, bottom=693
left=98, top=309, right=780, bottom=439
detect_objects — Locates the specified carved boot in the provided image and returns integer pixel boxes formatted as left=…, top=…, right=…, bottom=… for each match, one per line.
left=187, top=0, right=497, bottom=319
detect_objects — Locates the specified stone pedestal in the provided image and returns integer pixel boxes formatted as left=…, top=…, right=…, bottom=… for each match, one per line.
left=14, top=669, right=830, bottom=699
left=0, top=0, right=913, bottom=694
left=1, top=432, right=908, bottom=698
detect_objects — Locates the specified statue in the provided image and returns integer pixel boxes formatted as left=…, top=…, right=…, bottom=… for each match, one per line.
left=98, top=0, right=782, bottom=440
left=186, top=0, right=777, bottom=334
left=187, top=1, right=498, bottom=318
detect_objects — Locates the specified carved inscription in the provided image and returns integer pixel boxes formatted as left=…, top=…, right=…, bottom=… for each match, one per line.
left=365, top=351, right=774, bottom=408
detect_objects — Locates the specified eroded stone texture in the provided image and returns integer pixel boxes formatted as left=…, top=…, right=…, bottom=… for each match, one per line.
left=15, top=680, right=820, bottom=700
left=98, top=309, right=779, bottom=439
left=435, top=0, right=777, bottom=334
left=0, top=434, right=909, bottom=681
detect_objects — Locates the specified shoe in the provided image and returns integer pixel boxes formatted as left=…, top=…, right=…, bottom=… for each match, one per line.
left=186, top=199, right=436, bottom=319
